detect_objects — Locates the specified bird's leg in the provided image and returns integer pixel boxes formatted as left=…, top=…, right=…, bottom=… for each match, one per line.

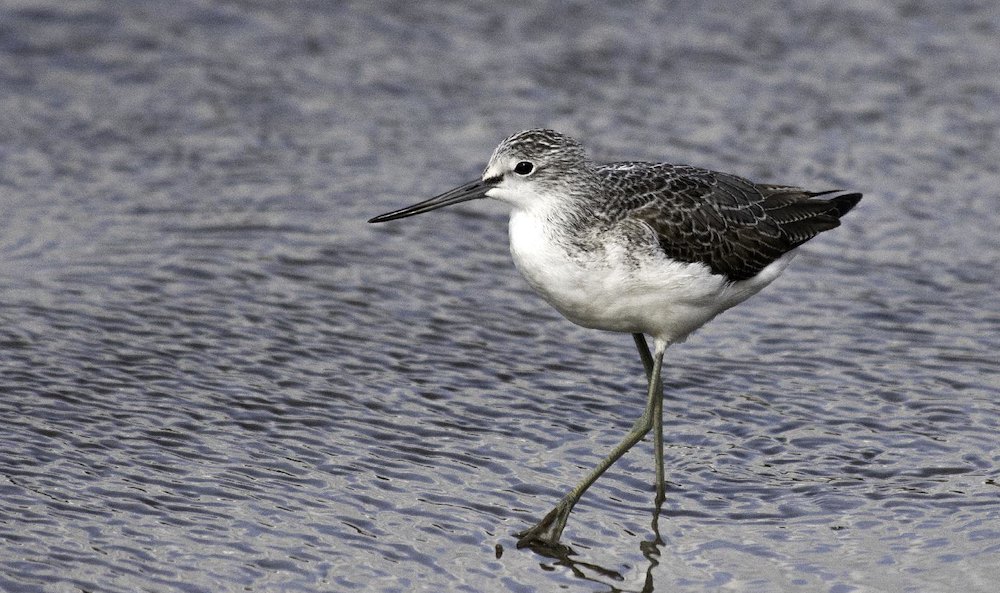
left=516, top=338, right=667, bottom=549
left=636, top=336, right=667, bottom=505
left=652, top=347, right=666, bottom=507
left=633, top=333, right=654, bottom=381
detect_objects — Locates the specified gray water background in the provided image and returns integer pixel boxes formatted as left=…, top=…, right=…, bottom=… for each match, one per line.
left=1, top=1, right=998, bottom=591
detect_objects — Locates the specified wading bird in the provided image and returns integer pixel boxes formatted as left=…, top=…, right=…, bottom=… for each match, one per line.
left=369, top=129, right=861, bottom=548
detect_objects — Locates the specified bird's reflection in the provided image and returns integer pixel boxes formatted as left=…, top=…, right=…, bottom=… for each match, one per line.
left=518, top=496, right=669, bottom=593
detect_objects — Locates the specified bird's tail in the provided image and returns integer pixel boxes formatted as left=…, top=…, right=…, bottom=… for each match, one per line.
left=757, top=187, right=863, bottom=246
left=808, top=189, right=863, bottom=218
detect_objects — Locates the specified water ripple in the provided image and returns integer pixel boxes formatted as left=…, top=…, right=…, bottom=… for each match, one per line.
left=2, top=1, right=999, bottom=592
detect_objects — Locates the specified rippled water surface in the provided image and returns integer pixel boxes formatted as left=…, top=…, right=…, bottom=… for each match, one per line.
left=1, top=1, right=998, bottom=592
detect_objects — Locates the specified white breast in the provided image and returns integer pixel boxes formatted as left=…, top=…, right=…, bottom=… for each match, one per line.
left=507, top=209, right=792, bottom=344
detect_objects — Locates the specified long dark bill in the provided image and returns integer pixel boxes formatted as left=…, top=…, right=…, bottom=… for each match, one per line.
left=368, top=179, right=490, bottom=223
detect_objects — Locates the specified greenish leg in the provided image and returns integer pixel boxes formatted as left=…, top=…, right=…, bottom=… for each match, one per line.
left=636, top=333, right=667, bottom=505
left=516, top=337, right=667, bottom=548
left=653, top=357, right=666, bottom=507
left=633, top=333, right=654, bottom=380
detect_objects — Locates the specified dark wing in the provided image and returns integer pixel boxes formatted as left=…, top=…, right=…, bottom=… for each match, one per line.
left=597, top=163, right=861, bottom=281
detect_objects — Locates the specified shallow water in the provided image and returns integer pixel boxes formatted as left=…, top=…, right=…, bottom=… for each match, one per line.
left=1, top=1, right=998, bottom=592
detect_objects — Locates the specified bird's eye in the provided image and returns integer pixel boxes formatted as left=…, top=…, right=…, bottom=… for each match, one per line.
left=513, top=161, right=534, bottom=176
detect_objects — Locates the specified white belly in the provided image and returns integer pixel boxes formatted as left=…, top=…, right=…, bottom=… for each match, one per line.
left=507, top=210, right=792, bottom=343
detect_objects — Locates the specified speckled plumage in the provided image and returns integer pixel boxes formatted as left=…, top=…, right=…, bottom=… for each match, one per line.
left=487, top=129, right=862, bottom=282
left=370, top=128, right=861, bottom=341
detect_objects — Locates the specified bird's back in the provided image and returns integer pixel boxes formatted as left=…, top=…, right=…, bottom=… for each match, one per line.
left=593, top=163, right=862, bottom=281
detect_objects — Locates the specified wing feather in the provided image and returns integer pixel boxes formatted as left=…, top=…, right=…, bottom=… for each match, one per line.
left=595, top=163, right=861, bottom=281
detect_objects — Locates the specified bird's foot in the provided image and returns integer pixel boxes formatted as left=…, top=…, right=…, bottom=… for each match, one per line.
left=516, top=502, right=572, bottom=550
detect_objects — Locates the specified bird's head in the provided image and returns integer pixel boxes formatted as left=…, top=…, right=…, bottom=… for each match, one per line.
left=368, top=129, right=589, bottom=223
left=480, top=129, right=589, bottom=210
